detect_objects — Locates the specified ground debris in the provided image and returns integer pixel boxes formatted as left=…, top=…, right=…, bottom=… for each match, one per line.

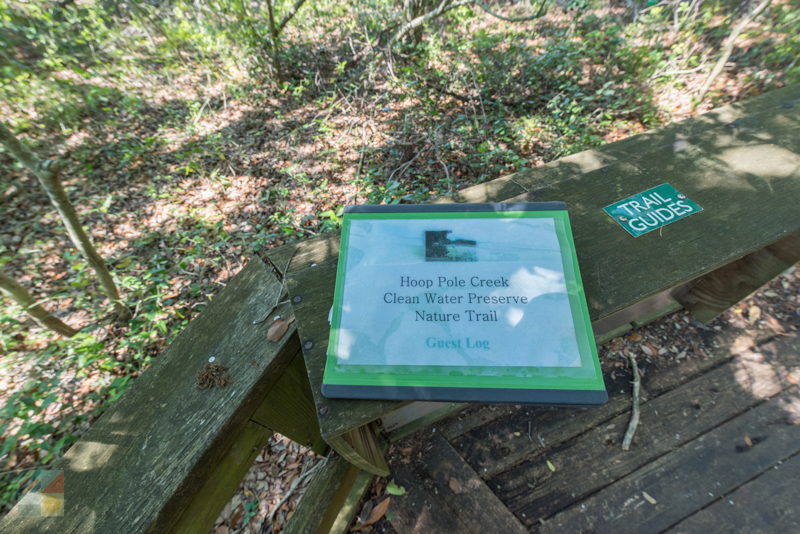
left=196, top=362, right=232, bottom=389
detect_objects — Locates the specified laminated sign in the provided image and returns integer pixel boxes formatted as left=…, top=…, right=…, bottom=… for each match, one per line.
left=603, top=183, right=703, bottom=237
left=322, top=203, right=607, bottom=405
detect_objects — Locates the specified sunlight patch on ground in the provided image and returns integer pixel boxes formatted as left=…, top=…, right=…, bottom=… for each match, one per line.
left=733, top=349, right=783, bottom=399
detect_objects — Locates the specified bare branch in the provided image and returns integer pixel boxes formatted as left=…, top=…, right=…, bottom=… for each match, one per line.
left=696, top=0, right=772, bottom=105
left=278, top=0, right=308, bottom=32
left=0, top=271, right=78, bottom=337
left=387, top=0, right=473, bottom=49
left=474, top=0, right=548, bottom=22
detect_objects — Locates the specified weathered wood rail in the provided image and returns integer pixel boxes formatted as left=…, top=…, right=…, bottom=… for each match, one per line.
left=1, top=252, right=327, bottom=534
left=2, top=84, right=798, bottom=534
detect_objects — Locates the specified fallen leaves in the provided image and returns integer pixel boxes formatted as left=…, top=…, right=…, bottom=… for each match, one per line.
left=211, top=434, right=323, bottom=533
left=196, top=362, right=231, bottom=389
left=229, top=502, right=245, bottom=528
left=267, top=315, right=295, bottom=342
left=353, top=497, right=391, bottom=530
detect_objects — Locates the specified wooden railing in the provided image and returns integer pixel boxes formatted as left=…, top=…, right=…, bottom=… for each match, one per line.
left=3, top=84, right=798, bottom=534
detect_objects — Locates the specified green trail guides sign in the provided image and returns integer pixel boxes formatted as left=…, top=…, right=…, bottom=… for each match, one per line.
left=604, top=183, right=703, bottom=237
left=322, top=203, right=607, bottom=406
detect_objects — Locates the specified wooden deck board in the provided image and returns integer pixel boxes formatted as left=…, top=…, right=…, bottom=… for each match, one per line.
left=388, top=318, right=800, bottom=534
left=537, top=390, right=800, bottom=534
left=663, top=451, right=800, bottom=534
left=390, top=435, right=526, bottom=534
left=391, top=460, right=467, bottom=533
left=448, top=318, right=770, bottom=479
left=494, top=353, right=786, bottom=524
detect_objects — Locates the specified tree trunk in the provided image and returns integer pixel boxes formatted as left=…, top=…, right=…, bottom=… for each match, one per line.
left=0, top=271, right=78, bottom=337
left=0, top=122, right=131, bottom=321
left=265, top=0, right=284, bottom=83
left=404, top=0, right=428, bottom=45
left=387, top=0, right=472, bottom=50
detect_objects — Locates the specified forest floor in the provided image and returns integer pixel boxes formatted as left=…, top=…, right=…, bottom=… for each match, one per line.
left=1, top=1, right=799, bottom=532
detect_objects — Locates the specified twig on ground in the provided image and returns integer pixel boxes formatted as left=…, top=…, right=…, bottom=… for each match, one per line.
left=651, top=65, right=705, bottom=79
left=387, top=145, right=427, bottom=183
left=352, top=126, right=370, bottom=204
left=622, top=352, right=641, bottom=451
left=432, top=126, right=451, bottom=188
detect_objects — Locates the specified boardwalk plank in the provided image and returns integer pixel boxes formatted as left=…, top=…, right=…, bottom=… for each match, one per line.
left=537, top=391, right=800, bottom=534
left=451, top=322, right=758, bottom=479
left=390, top=435, right=526, bottom=534
left=390, top=456, right=473, bottom=533
left=493, top=354, right=784, bottom=524
left=664, top=452, right=800, bottom=534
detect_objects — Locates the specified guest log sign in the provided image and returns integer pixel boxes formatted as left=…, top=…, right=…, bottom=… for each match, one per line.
left=322, top=203, right=607, bottom=405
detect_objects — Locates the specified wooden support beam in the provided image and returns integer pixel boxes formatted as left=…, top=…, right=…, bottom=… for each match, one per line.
left=167, top=421, right=272, bottom=534
left=252, top=348, right=327, bottom=454
left=331, top=424, right=390, bottom=476
left=283, top=455, right=373, bottom=534
left=677, top=232, right=800, bottom=322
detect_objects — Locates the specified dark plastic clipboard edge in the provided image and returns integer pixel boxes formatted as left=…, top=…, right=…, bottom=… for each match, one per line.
left=322, top=384, right=608, bottom=406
